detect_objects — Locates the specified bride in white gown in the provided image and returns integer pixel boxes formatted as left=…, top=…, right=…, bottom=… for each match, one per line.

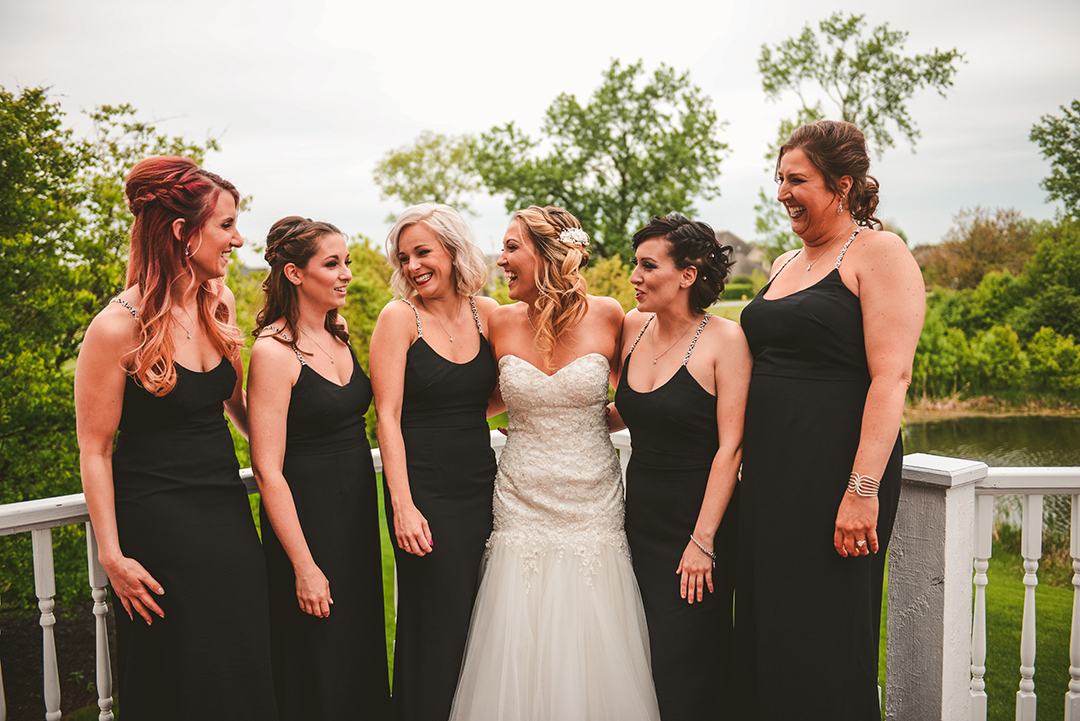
left=449, top=207, right=661, bottom=721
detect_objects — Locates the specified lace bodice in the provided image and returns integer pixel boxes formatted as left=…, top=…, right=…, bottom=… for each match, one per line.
left=490, top=353, right=627, bottom=587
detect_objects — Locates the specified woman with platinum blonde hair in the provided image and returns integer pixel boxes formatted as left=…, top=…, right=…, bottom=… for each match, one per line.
left=449, top=206, right=661, bottom=721
left=369, top=202, right=499, bottom=721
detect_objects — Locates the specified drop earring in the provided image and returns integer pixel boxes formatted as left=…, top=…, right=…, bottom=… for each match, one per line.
left=837, top=196, right=845, bottom=215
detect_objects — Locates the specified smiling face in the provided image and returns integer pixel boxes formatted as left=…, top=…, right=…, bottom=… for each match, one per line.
left=497, top=219, right=540, bottom=303
left=630, top=237, right=694, bottom=314
left=294, top=233, right=352, bottom=311
left=187, top=191, right=242, bottom=281
left=776, top=147, right=851, bottom=243
left=397, top=222, right=456, bottom=299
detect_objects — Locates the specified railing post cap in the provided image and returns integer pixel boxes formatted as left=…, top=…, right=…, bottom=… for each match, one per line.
left=902, top=452, right=988, bottom=489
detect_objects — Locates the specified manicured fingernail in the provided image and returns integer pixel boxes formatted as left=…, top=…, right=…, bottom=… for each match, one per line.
left=157, top=587, right=164, bottom=594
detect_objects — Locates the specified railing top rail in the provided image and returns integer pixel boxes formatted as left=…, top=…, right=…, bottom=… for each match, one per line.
left=0, top=493, right=89, bottom=537
left=976, top=465, right=1080, bottom=495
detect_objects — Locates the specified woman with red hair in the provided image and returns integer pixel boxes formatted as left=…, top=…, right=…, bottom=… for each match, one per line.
left=75, top=156, right=277, bottom=719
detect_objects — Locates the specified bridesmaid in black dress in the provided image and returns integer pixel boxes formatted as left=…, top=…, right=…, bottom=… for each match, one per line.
left=612, top=213, right=751, bottom=720
left=369, top=203, right=498, bottom=721
left=735, top=121, right=924, bottom=719
left=75, top=156, right=276, bottom=719
left=248, top=217, right=391, bottom=720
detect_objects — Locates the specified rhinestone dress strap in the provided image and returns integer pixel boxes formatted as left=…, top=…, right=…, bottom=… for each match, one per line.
left=265, top=324, right=306, bottom=366
left=110, top=297, right=138, bottom=319
left=401, top=298, right=423, bottom=337
left=834, top=227, right=864, bottom=268
left=771, top=251, right=801, bottom=283
left=469, top=296, right=483, bottom=335
left=682, top=315, right=711, bottom=365
left=627, top=315, right=654, bottom=355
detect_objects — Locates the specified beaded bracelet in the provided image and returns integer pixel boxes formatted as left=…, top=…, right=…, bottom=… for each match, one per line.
left=689, top=534, right=716, bottom=568
left=846, top=472, right=880, bottom=498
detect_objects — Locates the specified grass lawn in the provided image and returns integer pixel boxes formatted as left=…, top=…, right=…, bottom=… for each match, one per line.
left=879, top=541, right=1073, bottom=720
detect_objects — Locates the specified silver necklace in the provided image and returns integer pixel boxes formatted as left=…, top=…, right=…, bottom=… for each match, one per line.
left=301, top=328, right=336, bottom=364
left=174, top=308, right=195, bottom=339
left=422, top=298, right=464, bottom=342
left=651, top=317, right=700, bottom=365
left=801, top=224, right=854, bottom=271
left=526, top=308, right=538, bottom=331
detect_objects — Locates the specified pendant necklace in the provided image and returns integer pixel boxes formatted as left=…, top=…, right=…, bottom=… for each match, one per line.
left=423, top=298, right=463, bottom=342
left=301, top=329, right=336, bottom=364
left=652, top=317, right=699, bottom=364
left=174, top=308, right=195, bottom=339
left=801, top=224, right=853, bottom=271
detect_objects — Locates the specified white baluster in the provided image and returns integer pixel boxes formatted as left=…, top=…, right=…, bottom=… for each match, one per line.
left=1066, top=494, right=1080, bottom=721
left=86, top=523, right=114, bottom=721
left=1015, top=494, right=1042, bottom=721
left=31, top=528, right=62, bottom=721
left=971, top=494, right=993, bottom=721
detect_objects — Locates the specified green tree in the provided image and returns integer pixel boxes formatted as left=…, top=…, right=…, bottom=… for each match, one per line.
left=372, top=131, right=481, bottom=219
left=914, top=207, right=1037, bottom=290
left=0, top=87, right=219, bottom=608
left=582, top=255, right=636, bottom=311
left=970, top=325, right=1027, bottom=390
left=759, top=12, right=965, bottom=158
left=473, top=59, right=728, bottom=260
left=1030, top=100, right=1080, bottom=217
left=1027, top=327, right=1080, bottom=393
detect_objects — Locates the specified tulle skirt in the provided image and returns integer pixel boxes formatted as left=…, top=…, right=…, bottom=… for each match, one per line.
left=449, top=534, right=661, bottom=721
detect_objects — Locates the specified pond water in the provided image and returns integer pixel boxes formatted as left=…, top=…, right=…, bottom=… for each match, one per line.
left=902, top=415, right=1080, bottom=467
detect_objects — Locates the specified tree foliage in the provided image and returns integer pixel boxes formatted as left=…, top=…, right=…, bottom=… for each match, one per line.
left=372, top=131, right=482, bottom=218
left=1030, top=100, right=1080, bottom=217
left=582, top=255, right=636, bottom=311
left=0, top=86, right=218, bottom=608
left=914, top=207, right=1037, bottom=290
left=759, top=12, right=965, bottom=158
left=473, top=59, right=728, bottom=260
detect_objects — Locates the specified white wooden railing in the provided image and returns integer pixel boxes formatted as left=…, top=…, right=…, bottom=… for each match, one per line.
left=2, top=441, right=1077, bottom=721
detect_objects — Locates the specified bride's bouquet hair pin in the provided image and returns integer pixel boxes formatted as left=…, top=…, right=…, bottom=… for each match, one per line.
left=558, top=227, right=590, bottom=247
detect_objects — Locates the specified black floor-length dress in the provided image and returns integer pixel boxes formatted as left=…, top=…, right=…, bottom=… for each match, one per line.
left=261, top=346, right=391, bottom=720
left=615, top=315, right=738, bottom=721
left=112, top=358, right=277, bottom=720
left=735, top=245, right=902, bottom=720
left=386, top=299, right=497, bottom=721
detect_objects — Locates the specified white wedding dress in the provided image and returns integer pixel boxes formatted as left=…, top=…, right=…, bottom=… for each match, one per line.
left=449, top=353, right=661, bottom=721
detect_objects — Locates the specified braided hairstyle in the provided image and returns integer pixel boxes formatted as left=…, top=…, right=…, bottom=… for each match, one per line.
left=513, top=206, right=590, bottom=368
left=123, top=156, right=242, bottom=395
left=632, top=213, right=734, bottom=314
left=776, top=120, right=882, bottom=229
left=254, top=216, right=350, bottom=353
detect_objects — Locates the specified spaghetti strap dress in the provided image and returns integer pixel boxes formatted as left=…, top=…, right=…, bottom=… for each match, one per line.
left=734, top=231, right=902, bottom=720
left=386, top=298, right=497, bottom=721
left=260, top=342, right=391, bottom=720
left=615, top=315, right=738, bottom=721
left=110, top=297, right=276, bottom=720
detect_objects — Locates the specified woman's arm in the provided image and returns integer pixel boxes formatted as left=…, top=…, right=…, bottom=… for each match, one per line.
left=248, top=337, right=333, bottom=617
left=677, top=321, right=752, bottom=603
left=220, top=287, right=249, bottom=440
left=834, top=232, right=925, bottom=558
left=75, top=304, right=166, bottom=625
left=370, top=301, right=433, bottom=556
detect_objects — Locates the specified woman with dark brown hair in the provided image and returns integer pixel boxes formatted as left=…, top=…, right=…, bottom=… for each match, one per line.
left=75, top=156, right=276, bottom=719
left=735, top=120, right=925, bottom=719
left=248, top=216, right=390, bottom=720
left=449, top=207, right=661, bottom=721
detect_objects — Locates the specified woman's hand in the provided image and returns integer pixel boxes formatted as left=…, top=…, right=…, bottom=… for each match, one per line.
left=294, top=563, right=333, bottom=618
left=834, top=493, right=880, bottom=557
left=395, top=504, right=434, bottom=556
left=101, top=555, right=165, bottom=625
left=676, top=539, right=715, bottom=604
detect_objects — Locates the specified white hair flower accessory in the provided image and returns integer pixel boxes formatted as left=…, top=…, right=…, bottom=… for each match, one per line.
left=558, top=228, right=590, bottom=247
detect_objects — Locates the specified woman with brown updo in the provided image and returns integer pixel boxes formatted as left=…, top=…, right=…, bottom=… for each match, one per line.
left=248, top=217, right=391, bottom=720
left=735, top=120, right=924, bottom=719
left=75, top=156, right=276, bottom=719
left=449, top=207, right=661, bottom=721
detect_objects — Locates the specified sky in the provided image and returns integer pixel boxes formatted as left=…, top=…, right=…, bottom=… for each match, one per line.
left=2, top=0, right=1077, bottom=265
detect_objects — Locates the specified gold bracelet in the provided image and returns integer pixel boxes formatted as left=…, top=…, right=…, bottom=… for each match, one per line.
left=846, top=472, right=880, bottom=498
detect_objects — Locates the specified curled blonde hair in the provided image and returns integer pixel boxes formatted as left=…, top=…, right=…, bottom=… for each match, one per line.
left=514, top=206, right=590, bottom=368
left=385, top=203, right=488, bottom=299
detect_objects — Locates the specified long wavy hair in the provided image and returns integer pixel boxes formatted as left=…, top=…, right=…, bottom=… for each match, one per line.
left=776, top=120, right=882, bottom=229
left=514, top=206, right=590, bottom=368
left=253, top=216, right=349, bottom=354
left=385, top=203, right=488, bottom=299
left=124, top=156, right=242, bottom=396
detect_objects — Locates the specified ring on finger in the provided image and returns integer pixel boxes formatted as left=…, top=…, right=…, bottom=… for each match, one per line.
left=856, top=539, right=867, bottom=548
